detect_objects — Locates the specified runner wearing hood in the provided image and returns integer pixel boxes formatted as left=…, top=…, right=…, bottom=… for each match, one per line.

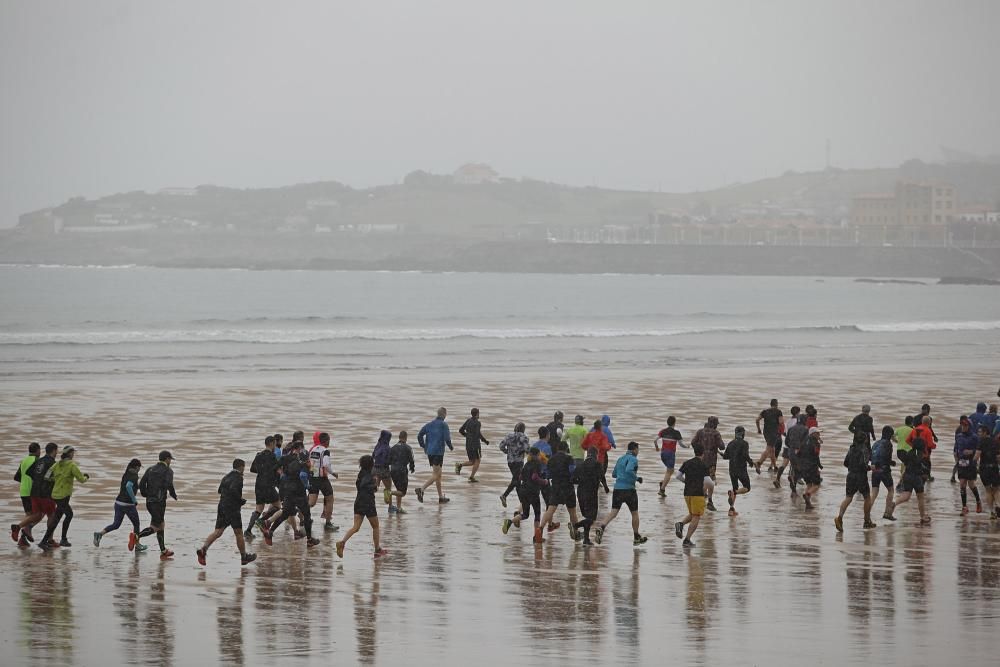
left=93, top=458, right=148, bottom=552
left=691, top=417, right=725, bottom=512
left=954, top=416, right=982, bottom=515
left=870, top=426, right=897, bottom=521
left=373, top=429, right=393, bottom=505
left=308, top=432, right=338, bottom=532
left=498, top=423, right=530, bottom=507
left=416, top=407, right=453, bottom=504
left=835, top=432, right=875, bottom=532
left=336, top=455, right=387, bottom=559
left=456, top=408, right=489, bottom=482
left=196, top=459, right=257, bottom=567
left=655, top=416, right=683, bottom=497
left=723, top=427, right=753, bottom=517
left=137, top=450, right=178, bottom=560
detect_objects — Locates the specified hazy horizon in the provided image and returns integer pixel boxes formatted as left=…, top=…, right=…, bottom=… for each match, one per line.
left=3, top=0, right=999, bottom=227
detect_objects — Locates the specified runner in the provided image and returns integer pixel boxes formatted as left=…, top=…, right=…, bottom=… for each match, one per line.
left=691, top=417, right=725, bottom=512
left=954, top=416, right=982, bottom=515
left=775, top=408, right=804, bottom=491
left=38, top=445, right=89, bottom=549
left=572, top=448, right=602, bottom=545
left=723, top=426, right=753, bottom=517
left=546, top=411, right=565, bottom=452
left=196, top=459, right=257, bottom=567
left=93, top=458, right=148, bottom=551
left=538, top=441, right=581, bottom=542
left=137, top=450, right=178, bottom=561
left=308, top=432, right=338, bottom=532
left=804, top=405, right=819, bottom=429
left=336, top=455, right=387, bottom=559
left=976, top=424, right=999, bottom=519
left=655, top=416, right=683, bottom=497
left=564, top=415, right=588, bottom=466
left=893, top=436, right=930, bottom=525
left=848, top=405, right=876, bottom=445
left=372, top=429, right=393, bottom=505
left=594, top=441, right=648, bottom=546
left=388, top=431, right=415, bottom=514
left=501, top=447, right=547, bottom=543
left=894, top=416, right=915, bottom=485
left=415, top=407, right=453, bottom=504
left=246, top=436, right=282, bottom=541
left=755, top=399, right=784, bottom=474
left=907, top=416, right=937, bottom=482
left=498, top=422, right=530, bottom=508
left=10, top=443, right=38, bottom=546
left=533, top=426, right=552, bottom=507
left=456, top=408, right=489, bottom=482
left=263, top=440, right=319, bottom=547
left=870, top=426, right=897, bottom=522
left=581, top=419, right=612, bottom=493
left=13, top=443, right=57, bottom=547
left=834, top=432, right=875, bottom=532
left=675, top=441, right=708, bottom=549
left=797, top=428, right=823, bottom=510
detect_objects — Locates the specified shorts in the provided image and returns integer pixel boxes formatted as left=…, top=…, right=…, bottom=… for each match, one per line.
left=730, top=469, right=751, bottom=491
left=845, top=473, right=870, bottom=499
left=308, top=477, right=334, bottom=497
left=956, top=460, right=978, bottom=481
left=21, top=496, right=32, bottom=513
left=214, top=505, right=243, bottom=530
left=390, top=469, right=409, bottom=494
left=799, top=467, right=821, bottom=486
left=980, top=464, right=1000, bottom=487
left=611, top=489, right=639, bottom=512
left=871, top=468, right=894, bottom=490
left=427, top=454, right=444, bottom=468
left=550, top=483, right=576, bottom=508
left=146, top=501, right=166, bottom=526
left=764, top=432, right=780, bottom=449
left=465, top=444, right=481, bottom=461
left=781, top=447, right=791, bottom=459
left=660, top=449, right=676, bottom=470
left=373, top=465, right=391, bottom=483
left=353, top=498, right=377, bottom=519
left=31, top=497, right=56, bottom=516
left=255, top=482, right=279, bottom=505
left=900, top=475, right=924, bottom=494
left=578, top=492, right=599, bottom=520
left=684, top=495, right=706, bottom=516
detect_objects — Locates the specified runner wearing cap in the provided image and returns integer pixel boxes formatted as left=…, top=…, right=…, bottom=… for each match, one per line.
left=38, top=445, right=89, bottom=550
left=137, top=450, right=178, bottom=560
left=196, top=459, right=257, bottom=567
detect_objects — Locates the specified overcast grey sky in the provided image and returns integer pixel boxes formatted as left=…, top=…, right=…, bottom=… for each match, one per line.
left=2, top=0, right=998, bottom=227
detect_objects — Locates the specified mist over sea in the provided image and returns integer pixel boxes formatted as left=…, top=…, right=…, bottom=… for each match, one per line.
left=2, top=266, right=997, bottom=379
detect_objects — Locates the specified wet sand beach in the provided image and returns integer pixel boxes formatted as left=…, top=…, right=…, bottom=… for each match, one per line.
left=1, top=364, right=998, bottom=666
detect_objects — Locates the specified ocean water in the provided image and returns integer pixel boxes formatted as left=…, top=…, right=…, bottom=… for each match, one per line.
left=1, top=266, right=998, bottom=379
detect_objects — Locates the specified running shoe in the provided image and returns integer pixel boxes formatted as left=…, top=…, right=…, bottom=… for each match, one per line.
left=93, top=532, right=102, bottom=547
left=384, top=488, right=392, bottom=504
left=547, top=522, right=560, bottom=533
left=594, top=526, right=604, bottom=545
left=990, top=511, right=997, bottom=520
left=633, top=535, right=648, bottom=546
left=657, top=484, right=666, bottom=498
left=583, top=538, right=594, bottom=546
left=834, top=516, right=843, bottom=533
left=727, top=489, right=735, bottom=507
left=294, top=530, right=306, bottom=540
left=499, top=494, right=507, bottom=508
left=17, top=535, right=29, bottom=548
left=254, top=517, right=265, bottom=532
left=568, top=523, right=578, bottom=541
left=773, top=479, right=782, bottom=489
left=454, top=462, right=463, bottom=475
left=754, top=463, right=761, bottom=475
left=128, top=532, right=137, bottom=552
left=336, top=541, right=345, bottom=558
left=196, top=548, right=207, bottom=566
left=803, top=494, right=813, bottom=510
left=863, top=520, right=877, bottom=529
left=919, top=516, right=932, bottom=525
left=10, top=524, right=19, bottom=543
left=502, top=518, right=512, bottom=535
left=468, top=477, right=479, bottom=483
left=388, top=505, right=397, bottom=514
left=976, top=502, right=983, bottom=514
left=728, top=509, right=737, bottom=517
left=961, top=506, right=969, bottom=516
left=324, top=522, right=339, bottom=532
left=241, top=552, right=257, bottom=566
left=262, top=529, right=273, bottom=546
left=883, top=513, right=897, bottom=522
left=675, top=521, right=684, bottom=539
left=532, top=527, right=544, bottom=544
left=707, top=500, right=717, bottom=512
left=682, top=538, right=695, bottom=548
left=38, top=539, right=52, bottom=552
left=306, top=537, right=320, bottom=548
left=373, top=548, right=388, bottom=559
left=22, top=527, right=33, bottom=543
left=438, top=496, right=450, bottom=504
left=135, top=543, right=149, bottom=552
left=243, top=529, right=254, bottom=541
left=160, top=549, right=174, bottom=561
left=415, top=488, right=424, bottom=503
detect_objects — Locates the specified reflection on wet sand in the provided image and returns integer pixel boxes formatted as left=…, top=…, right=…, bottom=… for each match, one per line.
left=20, top=553, right=74, bottom=665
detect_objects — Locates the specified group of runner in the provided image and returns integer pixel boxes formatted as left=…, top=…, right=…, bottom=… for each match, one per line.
left=9, top=396, right=1000, bottom=564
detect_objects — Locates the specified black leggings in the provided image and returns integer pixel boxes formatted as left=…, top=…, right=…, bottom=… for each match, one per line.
left=502, top=461, right=523, bottom=498
left=104, top=503, right=141, bottom=534
left=44, top=497, right=73, bottom=542
left=270, top=494, right=312, bottom=537
left=518, top=493, right=542, bottom=523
